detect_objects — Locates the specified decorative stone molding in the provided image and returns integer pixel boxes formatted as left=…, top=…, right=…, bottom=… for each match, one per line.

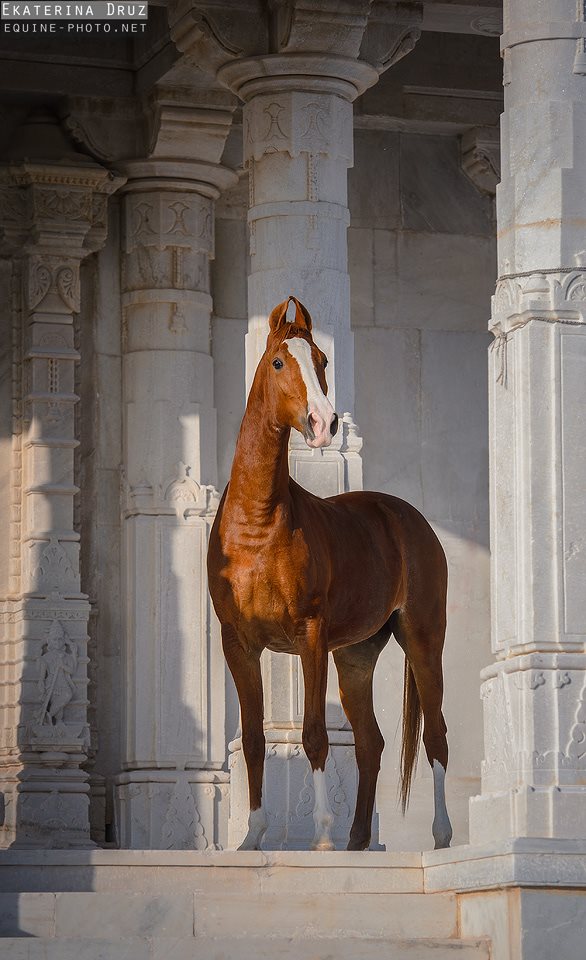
left=491, top=270, right=586, bottom=335
left=360, top=0, right=423, bottom=73
left=461, top=126, right=500, bottom=196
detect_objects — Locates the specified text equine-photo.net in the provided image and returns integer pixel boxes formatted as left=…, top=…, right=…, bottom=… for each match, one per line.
left=1, top=1, right=148, bottom=33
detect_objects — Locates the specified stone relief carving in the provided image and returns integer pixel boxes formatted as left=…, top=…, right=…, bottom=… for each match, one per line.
left=300, top=101, right=332, bottom=144
left=0, top=185, right=27, bottom=223
left=563, top=272, right=586, bottom=302
left=491, top=270, right=586, bottom=335
left=34, top=189, right=92, bottom=223
left=166, top=200, right=191, bottom=237
left=35, top=620, right=78, bottom=727
left=470, top=14, right=502, bottom=37
left=262, top=101, right=288, bottom=151
left=359, top=2, right=423, bottom=73
left=28, top=262, right=52, bottom=311
left=131, top=200, right=157, bottom=242
left=63, top=114, right=114, bottom=163
left=461, top=126, right=500, bottom=196
left=162, top=778, right=208, bottom=850
left=566, top=680, right=586, bottom=766
left=56, top=266, right=80, bottom=312
left=307, top=153, right=319, bottom=203
left=163, top=461, right=201, bottom=503
left=169, top=1, right=245, bottom=60
left=33, top=537, right=77, bottom=593
left=26, top=259, right=81, bottom=313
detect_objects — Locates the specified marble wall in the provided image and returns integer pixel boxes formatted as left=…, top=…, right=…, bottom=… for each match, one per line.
left=349, top=129, right=495, bottom=848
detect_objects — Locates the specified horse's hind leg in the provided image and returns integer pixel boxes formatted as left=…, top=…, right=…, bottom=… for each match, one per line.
left=393, top=610, right=452, bottom=849
left=221, top=624, right=267, bottom=850
left=333, top=627, right=390, bottom=851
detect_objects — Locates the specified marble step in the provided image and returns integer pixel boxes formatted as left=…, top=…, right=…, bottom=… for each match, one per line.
left=0, top=937, right=492, bottom=960
left=0, top=888, right=459, bottom=940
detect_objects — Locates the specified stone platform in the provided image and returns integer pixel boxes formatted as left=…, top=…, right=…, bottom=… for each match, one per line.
left=0, top=849, right=487, bottom=959
left=1, top=844, right=585, bottom=959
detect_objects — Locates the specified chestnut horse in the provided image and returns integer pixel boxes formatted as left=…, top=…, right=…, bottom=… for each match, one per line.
left=207, top=297, right=452, bottom=852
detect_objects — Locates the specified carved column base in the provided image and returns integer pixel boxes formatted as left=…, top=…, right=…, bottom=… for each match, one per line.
left=469, top=654, right=586, bottom=844
left=2, top=764, right=92, bottom=849
left=115, top=770, right=229, bottom=850
left=228, top=731, right=360, bottom=851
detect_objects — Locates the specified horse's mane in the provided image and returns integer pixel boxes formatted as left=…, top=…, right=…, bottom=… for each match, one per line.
left=269, top=324, right=312, bottom=347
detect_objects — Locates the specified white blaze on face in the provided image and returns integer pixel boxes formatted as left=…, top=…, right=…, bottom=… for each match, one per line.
left=285, top=337, right=335, bottom=448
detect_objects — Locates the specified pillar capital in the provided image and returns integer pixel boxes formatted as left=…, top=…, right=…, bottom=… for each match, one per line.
left=122, top=93, right=239, bottom=201
left=168, top=0, right=422, bottom=96
left=218, top=54, right=378, bottom=103
left=0, top=162, right=123, bottom=259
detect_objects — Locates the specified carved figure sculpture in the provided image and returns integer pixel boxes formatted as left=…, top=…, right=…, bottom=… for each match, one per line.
left=36, top=620, right=78, bottom=726
left=208, top=298, right=452, bottom=852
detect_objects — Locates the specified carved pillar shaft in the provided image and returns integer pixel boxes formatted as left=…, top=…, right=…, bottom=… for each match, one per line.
left=0, top=148, right=120, bottom=847
left=168, top=0, right=422, bottom=849
left=116, top=158, right=237, bottom=849
left=470, top=0, right=586, bottom=843
left=219, top=56, right=378, bottom=850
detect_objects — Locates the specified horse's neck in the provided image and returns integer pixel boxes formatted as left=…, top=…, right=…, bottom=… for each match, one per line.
left=226, top=382, right=291, bottom=525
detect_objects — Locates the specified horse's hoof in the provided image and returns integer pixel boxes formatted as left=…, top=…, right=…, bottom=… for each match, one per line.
left=433, top=838, right=451, bottom=850
left=347, top=838, right=370, bottom=851
left=311, top=840, right=335, bottom=851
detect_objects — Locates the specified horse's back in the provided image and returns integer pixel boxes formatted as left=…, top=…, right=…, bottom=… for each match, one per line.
left=326, top=488, right=447, bottom=586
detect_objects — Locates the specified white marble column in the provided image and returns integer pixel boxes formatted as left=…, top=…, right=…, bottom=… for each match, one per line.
left=470, top=0, right=586, bottom=843
left=115, top=102, right=238, bottom=849
left=0, top=114, right=121, bottom=846
left=216, top=3, right=421, bottom=846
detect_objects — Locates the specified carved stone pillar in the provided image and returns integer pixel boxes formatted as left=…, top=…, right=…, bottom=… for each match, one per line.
left=115, top=100, right=238, bottom=849
left=184, top=0, right=422, bottom=848
left=469, top=0, right=586, bottom=843
left=0, top=115, right=121, bottom=847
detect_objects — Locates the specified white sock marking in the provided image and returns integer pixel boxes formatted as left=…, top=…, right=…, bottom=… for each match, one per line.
left=432, top=760, right=452, bottom=849
left=312, top=768, right=334, bottom=850
left=238, top=807, right=267, bottom=851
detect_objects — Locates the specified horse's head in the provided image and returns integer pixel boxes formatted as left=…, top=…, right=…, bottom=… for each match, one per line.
left=263, top=297, right=339, bottom=448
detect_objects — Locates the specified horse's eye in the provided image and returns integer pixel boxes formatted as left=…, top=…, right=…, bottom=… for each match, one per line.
left=273, top=358, right=284, bottom=370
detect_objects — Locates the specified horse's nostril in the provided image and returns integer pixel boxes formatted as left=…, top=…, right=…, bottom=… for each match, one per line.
left=330, top=413, right=339, bottom=437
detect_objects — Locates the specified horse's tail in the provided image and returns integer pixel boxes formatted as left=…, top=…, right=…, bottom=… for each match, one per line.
left=399, top=657, right=422, bottom=814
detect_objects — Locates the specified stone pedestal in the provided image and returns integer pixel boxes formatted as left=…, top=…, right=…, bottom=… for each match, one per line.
left=470, top=0, right=586, bottom=844
left=0, top=113, right=121, bottom=847
left=115, top=99, right=238, bottom=849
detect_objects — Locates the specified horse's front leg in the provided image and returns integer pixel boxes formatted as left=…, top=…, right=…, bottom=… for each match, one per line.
left=298, top=617, right=334, bottom=851
left=221, top=624, right=267, bottom=850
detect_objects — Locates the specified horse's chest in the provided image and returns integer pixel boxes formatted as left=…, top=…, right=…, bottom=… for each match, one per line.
left=222, top=539, right=310, bottom=638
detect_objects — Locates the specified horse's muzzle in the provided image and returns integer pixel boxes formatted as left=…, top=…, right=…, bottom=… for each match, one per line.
left=304, top=409, right=338, bottom=448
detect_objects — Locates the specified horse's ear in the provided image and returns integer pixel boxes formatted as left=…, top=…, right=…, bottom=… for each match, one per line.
left=292, top=298, right=313, bottom=332
left=268, top=298, right=290, bottom=333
